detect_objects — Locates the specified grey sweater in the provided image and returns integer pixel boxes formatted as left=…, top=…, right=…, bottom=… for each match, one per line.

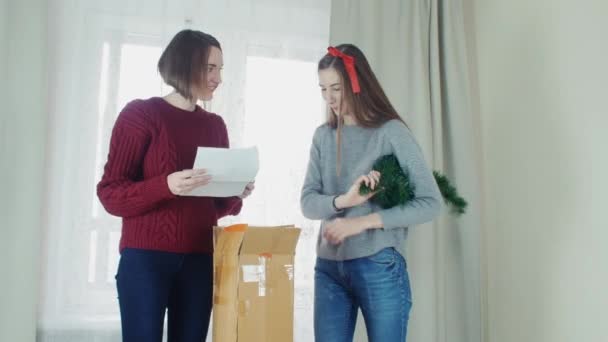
left=300, top=119, right=442, bottom=261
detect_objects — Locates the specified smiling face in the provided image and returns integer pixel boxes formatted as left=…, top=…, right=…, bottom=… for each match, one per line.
left=196, top=46, right=223, bottom=101
left=158, top=30, right=224, bottom=103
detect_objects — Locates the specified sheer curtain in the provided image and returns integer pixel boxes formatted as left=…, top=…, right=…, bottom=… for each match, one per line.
left=330, top=1, right=484, bottom=341
left=39, top=0, right=330, bottom=341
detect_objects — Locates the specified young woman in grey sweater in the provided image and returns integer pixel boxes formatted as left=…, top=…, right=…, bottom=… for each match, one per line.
left=301, top=44, right=442, bottom=342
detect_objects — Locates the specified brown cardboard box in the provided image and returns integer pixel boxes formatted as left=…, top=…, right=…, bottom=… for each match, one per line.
left=213, top=224, right=301, bottom=342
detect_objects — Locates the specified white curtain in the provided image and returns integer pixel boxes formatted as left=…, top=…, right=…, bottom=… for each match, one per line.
left=39, top=0, right=330, bottom=341
left=329, top=1, right=484, bottom=341
left=1, top=1, right=48, bottom=341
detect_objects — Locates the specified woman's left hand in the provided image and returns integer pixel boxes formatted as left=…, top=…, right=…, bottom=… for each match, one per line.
left=323, top=218, right=366, bottom=245
left=239, top=181, right=255, bottom=199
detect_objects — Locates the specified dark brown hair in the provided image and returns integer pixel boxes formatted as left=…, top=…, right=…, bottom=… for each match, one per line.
left=158, top=29, right=221, bottom=102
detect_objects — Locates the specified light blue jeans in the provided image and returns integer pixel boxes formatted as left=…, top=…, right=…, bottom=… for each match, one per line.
left=314, top=247, right=412, bottom=342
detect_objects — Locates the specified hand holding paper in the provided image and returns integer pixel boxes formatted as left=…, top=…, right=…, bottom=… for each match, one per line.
left=187, top=146, right=259, bottom=197
left=239, top=181, right=255, bottom=199
left=167, top=169, right=213, bottom=196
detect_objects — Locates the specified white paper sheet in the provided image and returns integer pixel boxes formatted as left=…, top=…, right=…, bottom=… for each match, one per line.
left=187, top=146, right=259, bottom=197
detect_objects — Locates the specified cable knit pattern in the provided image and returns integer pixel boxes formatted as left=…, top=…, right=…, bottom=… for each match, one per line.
left=97, top=97, right=242, bottom=254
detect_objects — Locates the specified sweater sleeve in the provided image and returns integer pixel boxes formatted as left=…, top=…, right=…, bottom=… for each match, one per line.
left=213, top=116, right=243, bottom=218
left=96, top=101, right=176, bottom=218
left=377, top=121, right=442, bottom=229
left=300, top=126, right=343, bottom=220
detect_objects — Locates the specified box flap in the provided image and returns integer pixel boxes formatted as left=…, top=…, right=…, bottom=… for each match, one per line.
left=240, top=226, right=301, bottom=255
left=212, top=224, right=248, bottom=342
left=214, top=224, right=248, bottom=256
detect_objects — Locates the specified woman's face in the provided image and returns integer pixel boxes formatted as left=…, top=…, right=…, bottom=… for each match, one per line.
left=319, top=67, right=350, bottom=116
left=197, top=46, right=223, bottom=101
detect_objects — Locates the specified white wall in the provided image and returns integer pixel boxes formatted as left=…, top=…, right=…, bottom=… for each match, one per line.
left=0, top=0, right=48, bottom=341
left=0, top=0, right=8, bottom=314
left=468, top=1, right=608, bottom=341
left=0, top=0, right=6, bottom=158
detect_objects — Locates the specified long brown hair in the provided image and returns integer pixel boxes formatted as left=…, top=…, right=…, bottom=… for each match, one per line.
left=318, top=44, right=405, bottom=175
left=318, top=44, right=404, bottom=128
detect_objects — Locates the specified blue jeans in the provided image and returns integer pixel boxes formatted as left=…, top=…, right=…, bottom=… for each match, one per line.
left=115, top=248, right=213, bottom=342
left=314, top=247, right=412, bottom=342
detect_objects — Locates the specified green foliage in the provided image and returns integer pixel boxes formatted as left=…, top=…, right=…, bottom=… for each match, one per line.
left=359, top=155, right=415, bottom=209
left=432, top=171, right=467, bottom=215
left=359, top=154, right=467, bottom=215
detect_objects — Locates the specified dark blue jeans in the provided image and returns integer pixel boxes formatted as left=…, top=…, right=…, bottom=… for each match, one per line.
left=115, top=248, right=213, bottom=342
left=314, top=247, right=412, bottom=342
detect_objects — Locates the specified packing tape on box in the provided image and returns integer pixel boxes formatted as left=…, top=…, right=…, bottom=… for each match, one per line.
left=213, top=295, right=229, bottom=305
left=213, top=263, right=237, bottom=306
left=258, top=254, right=270, bottom=296
left=214, top=264, right=237, bottom=285
left=284, top=264, right=294, bottom=281
left=240, top=253, right=279, bottom=297
left=238, top=299, right=251, bottom=317
left=241, top=265, right=262, bottom=283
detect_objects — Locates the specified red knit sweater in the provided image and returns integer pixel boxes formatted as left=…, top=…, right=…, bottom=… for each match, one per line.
left=97, top=97, right=242, bottom=254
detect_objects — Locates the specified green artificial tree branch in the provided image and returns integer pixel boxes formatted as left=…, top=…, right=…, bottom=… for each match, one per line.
left=359, top=154, right=467, bottom=216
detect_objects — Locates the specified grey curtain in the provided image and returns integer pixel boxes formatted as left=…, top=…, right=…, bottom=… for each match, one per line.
left=329, top=1, right=484, bottom=341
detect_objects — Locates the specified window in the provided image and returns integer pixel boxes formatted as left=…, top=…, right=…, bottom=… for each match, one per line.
left=40, top=2, right=330, bottom=341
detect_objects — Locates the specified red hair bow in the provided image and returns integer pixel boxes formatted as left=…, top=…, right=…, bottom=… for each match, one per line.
left=327, top=46, right=361, bottom=93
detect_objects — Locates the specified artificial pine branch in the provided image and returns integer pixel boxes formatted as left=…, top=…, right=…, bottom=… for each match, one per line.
left=432, top=171, right=467, bottom=215
left=359, top=155, right=415, bottom=209
left=359, top=154, right=467, bottom=216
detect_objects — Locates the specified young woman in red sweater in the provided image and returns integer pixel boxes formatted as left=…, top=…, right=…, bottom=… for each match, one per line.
left=97, top=29, right=254, bottom=342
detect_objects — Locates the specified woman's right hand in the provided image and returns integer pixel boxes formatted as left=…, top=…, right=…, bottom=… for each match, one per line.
left=167, top=169, right=212, bottom=196
left=334, top=171, right=381, bottom=209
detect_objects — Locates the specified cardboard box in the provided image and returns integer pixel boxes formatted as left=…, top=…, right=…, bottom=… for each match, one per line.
left=213, top=224, right=301, bottom=342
